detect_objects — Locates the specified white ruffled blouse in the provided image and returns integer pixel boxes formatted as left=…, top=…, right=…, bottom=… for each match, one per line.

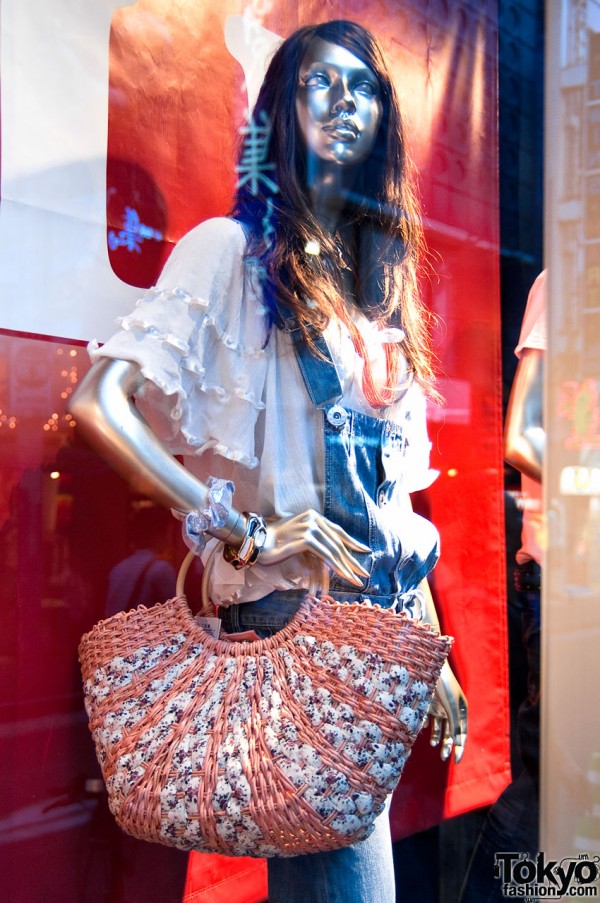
left=92, top=217, right=437, bottom=604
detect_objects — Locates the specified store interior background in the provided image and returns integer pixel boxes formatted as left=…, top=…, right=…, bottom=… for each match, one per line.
left=0, top=0, right=551, bottom=901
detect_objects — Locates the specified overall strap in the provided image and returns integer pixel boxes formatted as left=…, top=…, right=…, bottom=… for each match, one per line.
left=235, top=217, right=342, bottom=407
left=280, top=311, right=343, bottom=407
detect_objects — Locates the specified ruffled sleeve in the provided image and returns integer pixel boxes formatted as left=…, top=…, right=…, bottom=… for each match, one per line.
left=90, top=218, right=270, bottom=468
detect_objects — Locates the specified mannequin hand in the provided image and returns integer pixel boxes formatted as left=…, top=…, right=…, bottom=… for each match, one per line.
left=428, top=661, right=468, bottom=763
left=259, top=509, right=370, bottom=587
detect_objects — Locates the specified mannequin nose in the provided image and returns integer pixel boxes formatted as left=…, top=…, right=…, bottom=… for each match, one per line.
left=331, top=85, right=356, bottom=116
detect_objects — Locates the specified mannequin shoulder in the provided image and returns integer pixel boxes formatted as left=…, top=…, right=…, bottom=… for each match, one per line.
left=171, top=217, right=246, bottom=258
left=155, top=217, right=249, bottom=298
left=184, top=216, right=246, bottom=241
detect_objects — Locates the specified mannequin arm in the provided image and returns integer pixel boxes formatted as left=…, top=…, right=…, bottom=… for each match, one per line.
left=504, top=347, right=544, bottom=483
left=70, top=358, right=243, bottom=536
left=396, top=494, right=467, bottom=762
left=419, top=579, right=468, bottom=763
left=69, top=357, right=369, bottom=583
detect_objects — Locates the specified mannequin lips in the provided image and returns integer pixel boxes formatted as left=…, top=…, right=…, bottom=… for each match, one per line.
left=323, top=119, right=359, bottom=140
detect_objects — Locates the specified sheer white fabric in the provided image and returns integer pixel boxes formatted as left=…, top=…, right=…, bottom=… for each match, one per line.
left=92, top=217, right=438, bottom=604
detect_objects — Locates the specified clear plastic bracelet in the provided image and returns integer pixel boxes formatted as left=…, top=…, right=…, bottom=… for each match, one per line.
left=172, top=476, right=235, bottom=557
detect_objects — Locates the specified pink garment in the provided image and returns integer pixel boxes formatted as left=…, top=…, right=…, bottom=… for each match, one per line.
left=515, top=270, right=546, bottom=566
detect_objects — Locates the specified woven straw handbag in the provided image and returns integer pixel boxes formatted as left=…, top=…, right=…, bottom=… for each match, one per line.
left=79, top=550, right=452, bottom=858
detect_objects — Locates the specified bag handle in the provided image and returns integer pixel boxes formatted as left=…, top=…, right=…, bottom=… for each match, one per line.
left=176, top=544, right=221, bottom=617
left=176, top=549, right=196, bottom=597
left=176, top=544, right=331, bottom=614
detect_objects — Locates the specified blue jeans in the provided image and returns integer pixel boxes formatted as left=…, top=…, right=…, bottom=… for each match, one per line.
left=268, top=799, right=395, bottom=903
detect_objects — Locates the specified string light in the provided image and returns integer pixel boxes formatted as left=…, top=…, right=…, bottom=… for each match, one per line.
left=0, top=409, right=17, bottom=430
left=0, top=346, right=81, bottom=435
left=37, top=347, right=81, bottom=432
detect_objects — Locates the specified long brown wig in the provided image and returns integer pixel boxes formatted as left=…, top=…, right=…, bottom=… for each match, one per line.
left=231, top=20, right=437, bottom=395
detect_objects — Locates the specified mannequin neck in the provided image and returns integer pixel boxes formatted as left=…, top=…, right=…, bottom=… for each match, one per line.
left=306, top=159, right=360, bottom=233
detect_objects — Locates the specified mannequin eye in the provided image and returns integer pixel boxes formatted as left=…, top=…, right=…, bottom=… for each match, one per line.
left=302, top=72, right=331, bottom=89
left=354, top=80, right=379, bottom=97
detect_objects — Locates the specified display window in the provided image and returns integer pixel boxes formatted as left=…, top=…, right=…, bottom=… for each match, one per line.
left=1, top=2, right=594, bottom=902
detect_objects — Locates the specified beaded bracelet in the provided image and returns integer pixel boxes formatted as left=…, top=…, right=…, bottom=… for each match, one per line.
left=223, top=512, right=267, bottom=570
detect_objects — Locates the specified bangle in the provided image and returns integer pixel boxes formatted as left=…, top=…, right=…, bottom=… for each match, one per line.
left=223, top=512, right=267, bottom=569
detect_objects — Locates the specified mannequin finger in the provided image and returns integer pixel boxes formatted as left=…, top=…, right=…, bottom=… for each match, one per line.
left=308, top=537, right=366, bottom=585
left=452, top=703, right=468, bottom=763
left=453, top=735, right=466, bottom=763
left=326, top=519, right=371, bottom=552
left=429, top=715, right=443, bottom=747
left=314, top=521, right=370, bottom=576
left=309, top=526, right=370, bottom=579
left=440, top=729, right=454, bottom=762
left=427, top=697, right=446, bottom=720
left=327, top=544, right=370, bottom=579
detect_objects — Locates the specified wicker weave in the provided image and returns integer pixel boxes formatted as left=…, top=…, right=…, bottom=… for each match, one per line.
left=79, top=593, right=452, bottom=858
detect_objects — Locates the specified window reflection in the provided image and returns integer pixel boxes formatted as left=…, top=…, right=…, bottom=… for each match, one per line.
left=0, top=332, right=189, bottom=901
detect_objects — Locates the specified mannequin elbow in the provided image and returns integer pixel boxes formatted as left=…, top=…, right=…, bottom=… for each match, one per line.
left=68, top=377, right=105, bottom=444
left=504, top=433, right=519, bottom=470
left=68, top=357, right=131, bottom=445
left=504, top=432, right=543, bottom=483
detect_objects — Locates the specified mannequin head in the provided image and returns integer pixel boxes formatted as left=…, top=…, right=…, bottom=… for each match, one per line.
left=295, top=37, right=383, bottom=170
left=245, top=19, right=407, bottom=208
left=232, top=21, right=435, bottom=396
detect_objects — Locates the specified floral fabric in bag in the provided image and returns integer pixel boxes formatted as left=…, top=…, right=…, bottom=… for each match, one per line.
left=79, top=592, right=451, bottom=858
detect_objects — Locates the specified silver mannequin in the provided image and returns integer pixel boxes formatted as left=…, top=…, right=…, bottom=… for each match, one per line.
left=71, top=39, right=467, bottom=762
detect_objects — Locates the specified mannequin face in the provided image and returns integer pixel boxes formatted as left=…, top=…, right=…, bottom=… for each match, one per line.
left=295, top=38, right=383, bottom=168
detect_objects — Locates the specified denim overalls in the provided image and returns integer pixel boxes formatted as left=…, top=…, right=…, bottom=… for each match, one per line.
left=219, top=320, right=441, bottom=902
left=220, top=319, right=440, bottom=635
